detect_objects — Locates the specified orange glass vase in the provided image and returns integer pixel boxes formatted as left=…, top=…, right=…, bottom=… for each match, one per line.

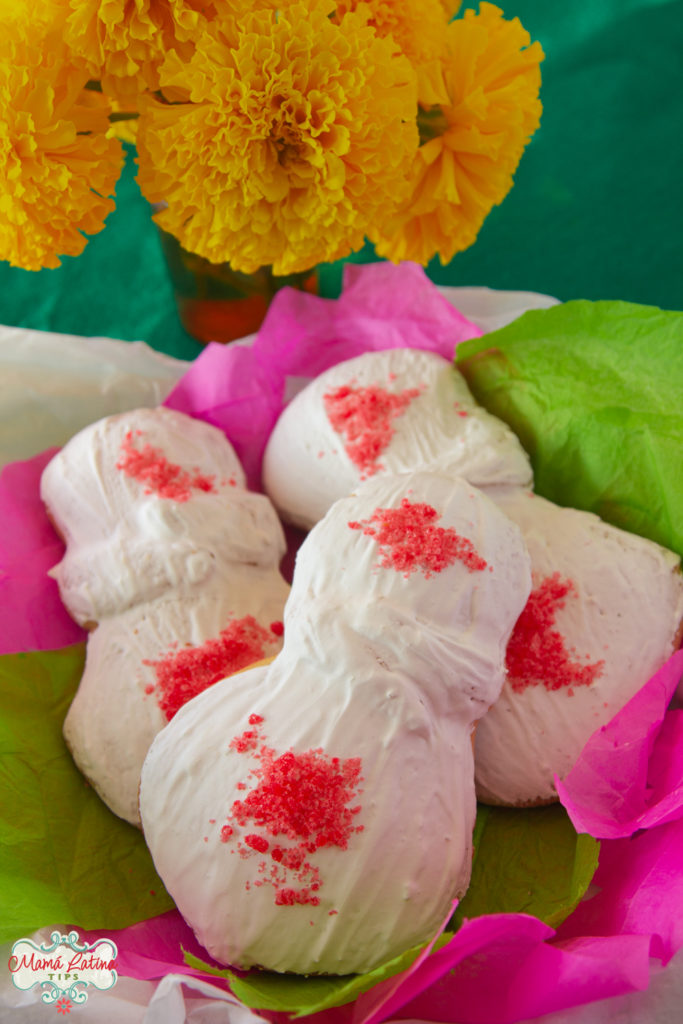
left=158, top=229, right=318, bottom=345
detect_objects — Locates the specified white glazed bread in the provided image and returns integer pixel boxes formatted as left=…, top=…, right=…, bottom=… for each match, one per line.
left=41, top=407, right=285, bottom=626
left=63, top=575, right=287, bottom=824
left=140, top=471, right=532, bottom=974
left=262, top=347, right=533, bottom=530
left=475, top=487, right=683, bottom=806
left=41, top=407, right=290, bottom=825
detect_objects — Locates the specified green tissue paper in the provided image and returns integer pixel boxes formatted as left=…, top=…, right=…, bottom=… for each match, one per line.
left=453, top=803, right=599, bottom=930
left=456, top=300, right=683, bottom=559
left=0, top=646, right=174, bottom=944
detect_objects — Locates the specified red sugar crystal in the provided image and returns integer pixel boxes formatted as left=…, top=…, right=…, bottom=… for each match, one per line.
left=231, top=730, right=260, bottom=754
left=145, top=616, right=277, bottom=721
left=506, top=573, right=605, bottom=693
left=323, top=382, right=421, bottom=478
left=245, top=834, right=270, bottom=853
left=116, top=430, right=216, bottom=501
left=349, top=497, right=487, bottom=577
left=269, top=621, right=284, bottom=637
left=231, top=749, right=363, bottom=850
left=222, top=728, right=364, bottom=907
left=270, top=846, right=305, bottom=870
left=275, top=888, right=320, bottom=907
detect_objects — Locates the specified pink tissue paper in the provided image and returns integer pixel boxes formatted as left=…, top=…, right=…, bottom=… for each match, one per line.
left=557, top=650, right=683, bottom=839
left=163, top=261, right=482, bottom=488
left=0, top=448, right=86, bottom=654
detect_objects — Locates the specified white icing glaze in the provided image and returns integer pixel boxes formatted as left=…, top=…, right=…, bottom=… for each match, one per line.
left=262, top=348, right=533, bottom=530
left=140, top=472, right=532, bottom=974
left=42, top=408, right=290, bottom=825
left=64, top=567, right=289, bottom=824
left=41, top=407, right=284, bottom=625
left=475, top=487, right=683, bottom=806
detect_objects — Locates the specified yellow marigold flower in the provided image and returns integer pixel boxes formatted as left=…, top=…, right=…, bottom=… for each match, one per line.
left=370, top=3, right=544, bottom=266
left=0, top=24, right=124, bottom=271
left=136, top=1, right=418, bottom=275
left=440, top=0, right=462, bottom=17
left=64, top=0, right=231, bottom=98
left=0, top=0, right=68, bottom=28
left=333, top=0, right=452, bottom=104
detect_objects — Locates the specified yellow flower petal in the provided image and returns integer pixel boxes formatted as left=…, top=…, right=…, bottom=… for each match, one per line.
left=371, top=2, right=544, bottom=266
left=136, top=1, right=418, bottom=275
left=65, top=0, right=234, bottom=98
left=334, top=0, right=453, bottom=105
left=0, top=22, right=123, bottom=270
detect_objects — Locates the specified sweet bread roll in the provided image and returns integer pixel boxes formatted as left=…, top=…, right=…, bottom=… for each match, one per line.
left=42, top=407, right=285, bottom=626
left=140, top=472, right=532, bottom=974
left=263, top=347, right=533, bottom=530
left=475, top=487, right=683, bottom=806
left=41, top=408, right=290, bottom=825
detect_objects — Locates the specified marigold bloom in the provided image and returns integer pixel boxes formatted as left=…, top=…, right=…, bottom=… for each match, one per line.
left=334, top=0, right=453, bottom=104
left=136, top=1, right=418, bottom=275
left=0, top=24, right=123, bottom=270
left=64, top=0, right=231, bottom=98
left=439, top=0, right=462, bottom=17
left=370, top=3, right=544, bottom=266
left=0, top=0, right=67, bottom=28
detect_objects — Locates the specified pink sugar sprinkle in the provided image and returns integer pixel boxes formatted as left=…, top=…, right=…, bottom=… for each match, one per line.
left=275, top=888, right=320, bottom=907
left=116, top=430, right=216, bottom=501
left=323, top=382, right=421, bottom=477
left=506, top=573, right=605, bottom=693
left=221, top=723, right=364, bottom=907
left=245, top=834, right=270, bottom=853
left=231, top=730, right=260, bottom=754
left=144, top=616, right=278, bottom=721
left=231, top=749, right=363, bottom=849
left=348, top=497, right=487, bottom=578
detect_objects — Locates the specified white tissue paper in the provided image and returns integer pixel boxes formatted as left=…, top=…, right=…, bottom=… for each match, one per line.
left=0, top=325, right=188, bottom=468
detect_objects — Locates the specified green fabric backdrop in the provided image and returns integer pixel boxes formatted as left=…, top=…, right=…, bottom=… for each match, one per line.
left=1, top=1, right=681, bottom=362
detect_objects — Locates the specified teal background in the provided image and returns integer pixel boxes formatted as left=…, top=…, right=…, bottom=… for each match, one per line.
left=1, top=0, right=681, bottom=362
